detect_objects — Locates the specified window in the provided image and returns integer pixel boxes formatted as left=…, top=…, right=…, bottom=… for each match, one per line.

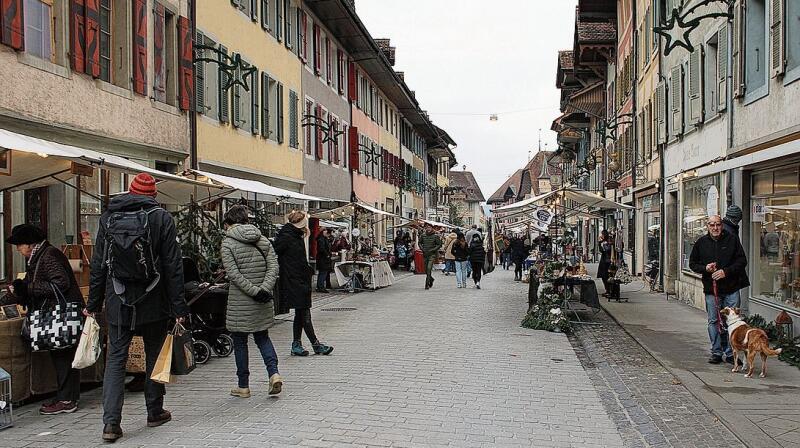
left=273, top=0, right=283, bottom=42
left=233, top=60, right=254, bottom=130
left=267, top=76, right=279, bottom=140
left=681, top=175, right=720, bottom=271
left=154, top=6, right=177, bottom=106
left=297, top=9, right=307, bottom=62
left=745, top=0, right=768, bottom=100
left=99, top=0, right=112, bottom=82
left=194, top=33, right=220, bottom=118
left=305, top=99, right=314, bottom=155
left=704, top=33, right=719, bottom=120
left=23, top=0, right=53, bottom=61
left=786, top=0, right=800, bottom=82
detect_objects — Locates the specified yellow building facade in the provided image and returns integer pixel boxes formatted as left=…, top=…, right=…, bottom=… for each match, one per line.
left=195, top=1, right=303, bottom=190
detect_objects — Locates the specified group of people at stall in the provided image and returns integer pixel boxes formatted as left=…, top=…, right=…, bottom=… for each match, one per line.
left=5, top=173, right=333, bottom=443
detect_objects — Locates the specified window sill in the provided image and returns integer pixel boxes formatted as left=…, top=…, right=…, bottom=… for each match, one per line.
left=784, top=67, right=800, bottom=87
left=743, top=85, right=768, bottom=106
left=151, top=100, right=181, bottom=116
left=702, top=111, right=723, bottom=127
left=95, top=80, right=133, bottom=100
left=199, top=114, right=222, bottom=127
left=17, top=53, right=70, bottom=79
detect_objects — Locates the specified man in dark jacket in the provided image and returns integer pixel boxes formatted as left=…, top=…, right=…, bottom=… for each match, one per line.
left=315, top=228, right=332, bottom=293
left=689, top=215, right=748, bottom=365
left=86, top=173, right=189, bottom=442
left=420, top=225, right=442, bottom=289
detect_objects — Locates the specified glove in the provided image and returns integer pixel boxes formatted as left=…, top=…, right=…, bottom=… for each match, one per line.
left=253, top=289, right=273, bottom=303
left=11, top=279, right=27, bottom=299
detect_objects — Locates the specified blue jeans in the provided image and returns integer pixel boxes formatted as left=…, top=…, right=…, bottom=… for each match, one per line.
left=455, top=261, right=470, bottom=287
left=444, top=259, right=455, bottom=273
left=316, top=270, right=329, bottom=290
left=231, top=331, right=279, bottom=388
left=705, top=291, right=740, bottom=358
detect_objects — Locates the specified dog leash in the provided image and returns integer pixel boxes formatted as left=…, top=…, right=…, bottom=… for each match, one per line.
left=713, top=280, right=722, bottom=334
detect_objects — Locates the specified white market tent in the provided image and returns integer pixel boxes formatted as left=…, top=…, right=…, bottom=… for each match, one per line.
left=309, top=202, right=397, bottom=220
left=174, top=169, right=321, bottom=204
left=0, top=128, right=217, bottom=203
left=494, top=187, right=633, bottom=213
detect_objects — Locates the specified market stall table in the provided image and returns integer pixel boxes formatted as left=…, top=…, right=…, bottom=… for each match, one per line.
left=334, top=261, right=395, bottom=290
left=552, top=276, right=601, bottom=310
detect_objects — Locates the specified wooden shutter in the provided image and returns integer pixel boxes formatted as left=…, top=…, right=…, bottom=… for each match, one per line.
left=84, top=0, right=101, bottom=77
left=313, top=24, right=320, bottom=75
left=688, top=48, right=703, bottom=125
left=219, top=45, right=229, bottom=123
left=348, top=61, right=358, bottom=103
left=250, top=0, right=257, bottom=22
left=193, top=30, right=205, bottom=113
left=132, top=0, right=148, bottom=94
left=260, top=0, right=268, bottom=30
left=315, top=104, right=323, bottom=159
left=261, top=72, right=269, bottom=138
left=337, top=49, right=345, bottom=94
left=656, top=82, right=667, bottom=144
left=178, top=17, right=193, bottom=111
left=69, top=0, right=86, bottom=72
left=251, top=66, right=259, bottom=135
left=277, top=83, right=284, bottom=144
left=325, top=38, right=332, bottom=84
left=349, top=126, right=359, bottom=172
left=732, top=0, right=745, bottom=98
left=717, top=24, right=728, bottom=111
left=670, top=65, right=683, bottom=136
left=770, top=0, right=785, bottom=77
left=153, top=3, right=167, bottom=103
left=298, top=9, right=307, bottom=62
left=1, top=0, right=24, bottom=50
left=289, top=90, right=297, bottom=147
left=275, top=0, right=282, bottom=42
left=284, top=0, right=291, bottom=49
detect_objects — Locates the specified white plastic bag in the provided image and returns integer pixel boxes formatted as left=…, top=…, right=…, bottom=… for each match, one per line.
left=72, top=315, right=101, bottom=369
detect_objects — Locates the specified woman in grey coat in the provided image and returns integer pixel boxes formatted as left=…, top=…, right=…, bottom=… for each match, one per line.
left=220, top=206, right=282, bottom=398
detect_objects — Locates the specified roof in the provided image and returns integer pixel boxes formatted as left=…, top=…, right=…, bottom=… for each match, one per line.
left=487, top=152, right=562, bottom=204
left=487, top=169, right=523, bottom=204
left=558, top=51, right=574, bottom=71
left=577, top=20, right=616, bottom=42
left=449, top=171, right=485, bottom=202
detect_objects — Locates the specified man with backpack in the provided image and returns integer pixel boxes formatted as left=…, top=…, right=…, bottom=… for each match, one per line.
left=86, top=173, right=190, bottom=443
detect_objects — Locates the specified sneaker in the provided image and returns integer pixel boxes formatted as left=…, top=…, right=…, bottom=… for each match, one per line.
left=312, top=342, right=334, bottom=355
left=230, top=387, right=251, bottom=398
left=40, top=400, right=77, bottom=415
left=430, top=278, right=435, bottom=287
left=146, top=410, right=172, bottom=428
left=268, top=374, right=283, bottom=395
left=707, top=355, right=723, bottom=364
left=102, top=424, right=123, bottom=443
left=476, top=283, right=481, bottom=290
left=291, top=341, right=309, bottom=356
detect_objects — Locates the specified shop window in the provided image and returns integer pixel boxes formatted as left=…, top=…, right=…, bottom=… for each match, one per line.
left=80, top=175, right=102, bottom=240
left=23, top=0, right=54, bottom=61
left=774, top=168, right=800, bottom=193
left=744, top=0, right=768, bottom=101
left=682, top=175, right=720, bottom=271
left=753, top=171, right=774, bottom=195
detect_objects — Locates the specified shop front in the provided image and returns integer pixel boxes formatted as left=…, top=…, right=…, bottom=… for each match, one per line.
left=635, top=190, right=660, bottom=275
left=745, top=163, right=800, bottom=333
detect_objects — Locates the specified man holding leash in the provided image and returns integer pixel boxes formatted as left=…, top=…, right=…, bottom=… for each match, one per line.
left=689, top=215, right=748, bottom=365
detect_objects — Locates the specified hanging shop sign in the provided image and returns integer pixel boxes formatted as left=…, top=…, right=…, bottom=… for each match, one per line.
left=531, top=207, right=554, bottom=232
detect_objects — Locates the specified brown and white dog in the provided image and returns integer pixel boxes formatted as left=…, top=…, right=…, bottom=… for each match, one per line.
left=720, top=307, right=783, bottom=378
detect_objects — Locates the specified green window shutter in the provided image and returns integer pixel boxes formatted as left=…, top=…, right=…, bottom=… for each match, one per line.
left=732, top=0, right=745, bottom=98
left=688, top=48, right=703, bottom=125
left=233, top=65, right=241, bottom=128
left=219, top=45, right=230, bottom=123
left=289, top=90, right=298, bottom=147
left=251, top=66, right=259, bottom=135
left=261, top=0, right=269, bottom=30
left=284, top=1, right=292, bottom=49
left=277, top=83, right=285, bottom=144
left=275, top=0, right=283, bottom=42
left=195, top=32, right=205, bottom=114
left=717, top=24, right=728, bottom=111
left=250, top=0, right=257, bottom=21
left=770, top=0, right=785, bottom=78
left=670, top=64, right=683, bottom=136
left=261, top=72, right=270, bottom=138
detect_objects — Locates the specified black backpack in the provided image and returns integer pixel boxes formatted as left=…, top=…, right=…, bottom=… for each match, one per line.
left=104, top=208, right=161, bottom=305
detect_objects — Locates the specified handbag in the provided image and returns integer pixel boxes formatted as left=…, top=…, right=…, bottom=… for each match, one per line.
left=170, top=322, right=196, bottom=376
left=72, top=315, right=101, bottom=369
left=613, top=262, right=633, bottom=284
left=28, top=283, right=83, bottom=351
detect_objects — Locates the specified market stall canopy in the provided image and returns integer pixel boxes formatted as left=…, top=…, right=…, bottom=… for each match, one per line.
left=175, top=169, right=321, bottom=203
left=494, top=187, right=633, bottom=212
left=0, top=128, right=217, bottom=203
left=309, top=202, right=398, bottom=220
left=397, top=218, right=458, bottom=230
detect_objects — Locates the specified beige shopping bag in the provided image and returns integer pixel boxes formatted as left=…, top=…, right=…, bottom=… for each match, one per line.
left=150, top=332, right=174, bottom=384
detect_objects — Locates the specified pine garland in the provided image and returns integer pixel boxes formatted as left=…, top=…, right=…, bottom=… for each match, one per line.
left=521, top=260, right=571, bottom=334
left=174, top=203, right=225, bottom=282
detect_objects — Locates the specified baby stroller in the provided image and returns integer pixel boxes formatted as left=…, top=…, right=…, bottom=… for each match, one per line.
left=183, top=258, right=233, bottom=364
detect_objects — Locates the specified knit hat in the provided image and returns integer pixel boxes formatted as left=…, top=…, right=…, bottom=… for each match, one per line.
left=6, top=224, right=46, bottom=245
left=129, top=173, right=158, bottom=197
left=725, top=205, right=743, bottom=224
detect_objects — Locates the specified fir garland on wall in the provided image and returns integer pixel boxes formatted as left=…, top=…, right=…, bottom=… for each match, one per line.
left=174, top=202, right=225, bottom=282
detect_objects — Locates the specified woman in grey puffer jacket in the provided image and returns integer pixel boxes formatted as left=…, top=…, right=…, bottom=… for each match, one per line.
left=220, top=206, right=282, bottom=398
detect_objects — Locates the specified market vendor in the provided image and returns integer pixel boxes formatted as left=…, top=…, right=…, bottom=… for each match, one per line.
left=7, top=223, right=83, bottom=415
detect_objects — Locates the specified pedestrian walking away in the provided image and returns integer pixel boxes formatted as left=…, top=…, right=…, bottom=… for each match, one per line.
left=510, top=235, right=527, bottom=281
left=469, top=233, right=486, bottom=289
left=689, top=215, right=749, bottom=365
left=315, top=228, right=333, bottom=293
left=420, top=224, right=442, bottom=289
left=451, top=233, right=470, bottom=288
left=85, top=173, right=190, bottom=443
left=6, top=224, right=83, bottom=416
left=220, top=205, right=283, bottom=399
left=597, top=230, right=613, bottom=295
left=273, top=210, right=333, bottom=357
left=442, top=231, right=457, bottom=276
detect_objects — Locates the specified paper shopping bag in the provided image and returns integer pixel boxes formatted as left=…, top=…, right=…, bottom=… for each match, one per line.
left=126, top=336, right=146, bottom=373
left=170, top=323, right=196, bottom=376
left=150, top=332, right=174, bottom=384
left=72, top=315, right=101, bottom=369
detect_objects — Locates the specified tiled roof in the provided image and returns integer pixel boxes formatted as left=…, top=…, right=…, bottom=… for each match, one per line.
left=487, top=170, right=523, bottom=204
left=577, top=20, right=616, bottom=42
left=558, top=51, right=574, bottom=70
left=488, top=152, right=562, bottom=203
left=449, top=171, right=486, bottom=202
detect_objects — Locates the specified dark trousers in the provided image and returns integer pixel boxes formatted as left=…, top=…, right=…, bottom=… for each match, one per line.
left=471, top=262, right=483, bottom=284
left=424, top=255, right=436, bottom=285
left=514, top=261, right=523, bottom=279
left=103, top=320, right=170, bottom=425
left=231, top=331, right=279, bottom=388
left=316, top=270, right=329, bottom=290
left=293, top=308, right=319, bottom=345
left=51, top=345, right=81, bottom=402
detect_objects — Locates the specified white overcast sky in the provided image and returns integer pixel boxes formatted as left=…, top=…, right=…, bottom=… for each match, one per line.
left=357, top=0, right=579, bottom=200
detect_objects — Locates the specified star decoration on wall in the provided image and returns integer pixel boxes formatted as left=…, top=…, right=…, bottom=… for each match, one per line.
left=653, top=0, right=733, bottom=56
left=301, top=115, right=345, bottom=146
left=194, top=44, right=257, bottom=92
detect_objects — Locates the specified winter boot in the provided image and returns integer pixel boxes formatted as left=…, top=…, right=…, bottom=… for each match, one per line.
left=312, top=342, right=334, bottom=355
left=291, top=341, right=309, bottom=356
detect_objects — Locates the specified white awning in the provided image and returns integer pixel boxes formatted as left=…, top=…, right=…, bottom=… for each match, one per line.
left=182, top=169, right=321, bottom=202
left=494, top=188, right=633, bottom=212
left=494, top=191, right=554, bottom=212
left=696, top=138, right=800, bottom=177
left=309, top=202, right=398, bottom=219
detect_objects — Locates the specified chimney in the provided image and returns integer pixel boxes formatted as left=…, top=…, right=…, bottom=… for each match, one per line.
left=396, top=71, right=405, bottom=81
left=375, top=38, right=396, bottom=66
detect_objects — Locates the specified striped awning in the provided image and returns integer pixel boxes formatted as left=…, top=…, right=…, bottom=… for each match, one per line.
left=565, top=81, right=605, bottom=118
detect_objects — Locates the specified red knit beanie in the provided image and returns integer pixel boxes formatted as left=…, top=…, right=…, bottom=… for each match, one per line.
left=129, top=173, right=158, bottom=197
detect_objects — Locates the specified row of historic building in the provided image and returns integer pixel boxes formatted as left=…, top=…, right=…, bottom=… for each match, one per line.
left=0, top=0, right=456, bottom=279
left=493, top=0, right=800, bottom=329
